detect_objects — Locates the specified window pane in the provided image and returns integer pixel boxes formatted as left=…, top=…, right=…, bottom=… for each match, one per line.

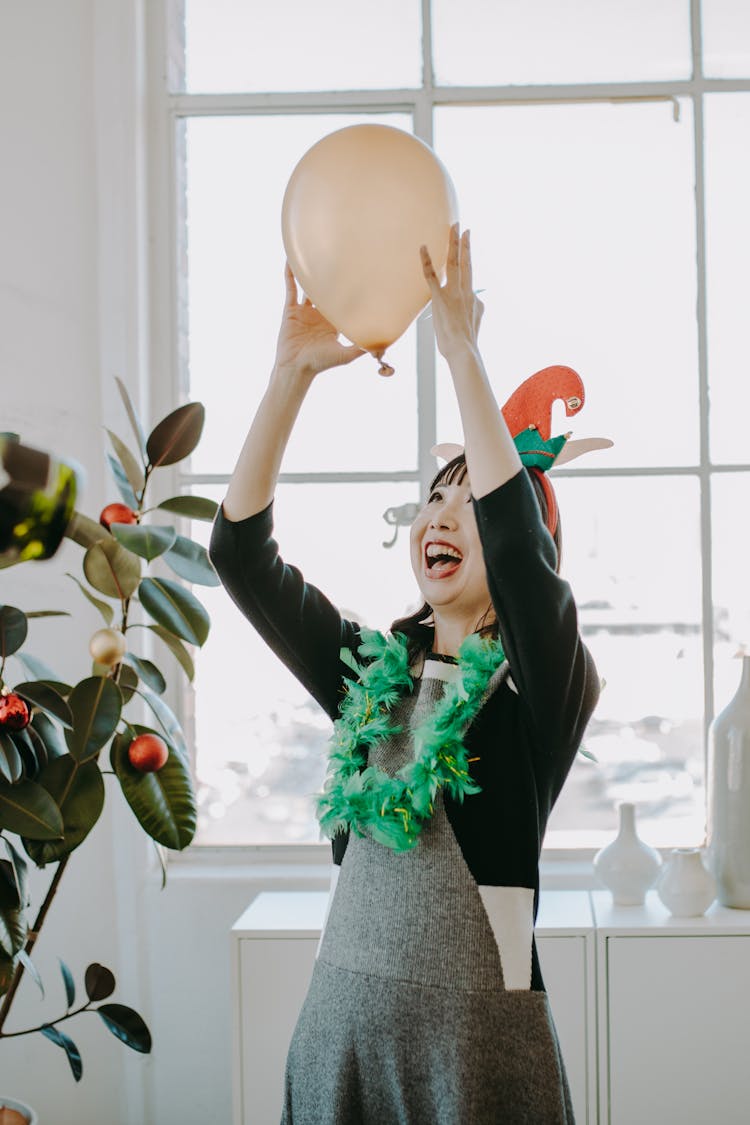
left=433, top=0, right=691, bottom=86
left=192, top=482, right=419, bottom=844
left=545, top=476, right=706, bottom=849
left=712, top=473, right=750, bottom=710
left=702, top=0, right=750, bottom=77
left=434, top=102, right=699, bottom=468
left=705, top=95, right=750, bottom=464
left=184, top=113, right=418, bottom=475
left=181, top=0, right=421, bottom=93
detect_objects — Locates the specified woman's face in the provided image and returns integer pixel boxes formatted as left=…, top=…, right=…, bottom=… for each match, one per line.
left=409, top=472, right=492, bottom=624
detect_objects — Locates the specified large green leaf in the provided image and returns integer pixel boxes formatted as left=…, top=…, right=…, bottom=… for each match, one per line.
left=146, top=401, right=204, bottom=468
left=23, top=757, right=105, bottom=865
left=110, top=729, right=196, bottom=849
left=0, top=837, right=28, bottom=958
left=9, top=725, right=44, bottom=780
left=143, top=624, right=194, bottom=682
left=0, top=732, right=22, bottom=784
left=60, top=958, right=75, bottom=1008
left=163, top=535, right=220, bottom=587
left=109, top=522, right=176, bottom=561
left=0, top=861, right=27, bottom=957
left=64, top=677, right=122, bottom=763
left=106, top=428, right=145, bottom=495
left=13, top=651, right=61, bottom=682
left=0, top=606, right=28, bottom=657
left=18, top=948, right=44, bottom=997
left=0, top=950, right=18, bottom=999
left=134, top=688, right=187, bottom=760
left=66, top=572, right=115, bottom=626
left=31, top=710, right=68, bottom=761
left=115, top=375, right=148, bottom=458
left=0, top=779, right=63, bottom=839
left=97, top=1003, right=152, bottom=1053
left=107, top=451, right=139, bottom=510
left=156, top=495, right=218, bottom=522
left=83, top=537, right=141, bottom=600
left=138, top=577, right=209, bottom=646
left=41, top=1023, right=83, bottom=1081
left=85, top=961, right=115, bottom=1001
left=114, top=663, right=138, bottom=704
left=123, top=654, right=165, bottom=695
left=14, top=681, right=73, bottom=730
left=64, top=511, right=108, bottom=550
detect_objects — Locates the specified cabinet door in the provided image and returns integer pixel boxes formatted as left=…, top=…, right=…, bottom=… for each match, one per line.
left=537, top=936, right=591, bottom=1125
left=238, top=938, right=317, bottom=1125
left=607, top=935, right=750, bottom=1125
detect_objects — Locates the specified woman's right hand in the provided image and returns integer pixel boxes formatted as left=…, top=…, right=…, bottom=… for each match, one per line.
left=274, top=262, right=365, bottom=378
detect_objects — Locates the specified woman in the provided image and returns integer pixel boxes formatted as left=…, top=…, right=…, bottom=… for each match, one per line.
left=209, top=224, right=599, bottom=1123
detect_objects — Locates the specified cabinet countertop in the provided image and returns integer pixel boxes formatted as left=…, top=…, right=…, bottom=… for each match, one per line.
left=232, top=889, right=750, bottom=940
left=232, top=889, right=594, bottom=939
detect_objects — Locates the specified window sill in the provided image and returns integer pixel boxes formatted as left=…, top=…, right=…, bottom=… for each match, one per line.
left=164, top=841, right=681, bottom=892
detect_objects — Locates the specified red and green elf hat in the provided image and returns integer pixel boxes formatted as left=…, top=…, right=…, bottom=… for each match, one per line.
left=432, top=366, right=612, bottom=537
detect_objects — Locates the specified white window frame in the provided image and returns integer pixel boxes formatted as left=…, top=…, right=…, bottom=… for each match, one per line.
left=145, top=0, right=750, bottom=870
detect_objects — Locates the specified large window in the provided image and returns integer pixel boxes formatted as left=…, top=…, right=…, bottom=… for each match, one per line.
left=154, top=0, right=750, bottom=849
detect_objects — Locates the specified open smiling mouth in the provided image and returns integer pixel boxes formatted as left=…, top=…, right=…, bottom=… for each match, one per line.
left=424, top=542, right=463, bottom=579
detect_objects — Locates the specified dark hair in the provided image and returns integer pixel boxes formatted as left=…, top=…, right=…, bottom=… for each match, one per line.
left=390, top=453, right=562, bottom=660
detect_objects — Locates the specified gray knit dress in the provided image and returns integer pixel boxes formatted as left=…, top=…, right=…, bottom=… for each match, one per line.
left=281, top=658, right=575, bottom=1125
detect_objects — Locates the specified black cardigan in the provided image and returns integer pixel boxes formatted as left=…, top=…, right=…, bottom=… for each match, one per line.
left=208, top=469, right=599, bottom=985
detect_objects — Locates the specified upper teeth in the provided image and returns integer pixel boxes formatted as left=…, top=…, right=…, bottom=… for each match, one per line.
left=426, top=543, right=462, bottom=559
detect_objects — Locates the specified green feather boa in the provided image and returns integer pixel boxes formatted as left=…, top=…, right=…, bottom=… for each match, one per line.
left=316, top=629, right=506, bottom=854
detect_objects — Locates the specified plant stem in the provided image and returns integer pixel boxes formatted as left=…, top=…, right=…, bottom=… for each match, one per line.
left=0, top=1000, right=93, bottom=1038
left=0, top=854, right=70, bottom=1034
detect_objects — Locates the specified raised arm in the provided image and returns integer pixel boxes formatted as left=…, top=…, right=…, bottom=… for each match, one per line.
left=420, top=224, right=522, bottom=500
left=222, top=262, right=364, bottom=521
left=209, top=264, right=365, bottom=716
left=420, top=226, right=598, bottom=769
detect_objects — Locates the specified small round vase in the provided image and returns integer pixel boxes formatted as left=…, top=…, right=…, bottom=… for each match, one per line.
left=0, top=1097, right=38, bottom=1125
left=593, top=802, right=662, bottom=905
left=656, top=848, right=717, bottom=917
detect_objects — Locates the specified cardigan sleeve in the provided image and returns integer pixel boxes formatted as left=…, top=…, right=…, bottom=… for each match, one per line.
left=473, top=469, right=599, bottom=787
left=208, top=500, right=361, bottom=720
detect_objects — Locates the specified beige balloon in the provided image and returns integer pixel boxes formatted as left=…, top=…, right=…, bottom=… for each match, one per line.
left=281, top=124, right=459, bottom=370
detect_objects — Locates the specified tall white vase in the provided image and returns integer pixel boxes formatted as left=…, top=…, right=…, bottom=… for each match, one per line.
left=706, top=654, right=750, bottom=907
left=593, top=802, right=662, bottom=905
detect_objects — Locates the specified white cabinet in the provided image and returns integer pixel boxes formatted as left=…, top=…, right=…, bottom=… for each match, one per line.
left=231, top=890, right=595, bottom=1125
left=592, top=891, right=750, bottom=1125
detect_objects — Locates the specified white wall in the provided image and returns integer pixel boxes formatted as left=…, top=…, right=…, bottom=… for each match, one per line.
left=0, top=5, right=325, bottom=1121
left=0, top=2, right=153, bottom=1120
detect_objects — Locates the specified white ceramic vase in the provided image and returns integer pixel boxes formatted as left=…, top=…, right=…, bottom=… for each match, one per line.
left=0, top=1097, right=38, bottom=1125
left=706, top=653, right=750, bottom=907
left=593, top=801, right=662, bottom=905
left=656, top=847, right=717, bottom=917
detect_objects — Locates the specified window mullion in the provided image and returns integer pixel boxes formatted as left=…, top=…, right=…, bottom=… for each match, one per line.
left=690, top=0, right=715, bottom=755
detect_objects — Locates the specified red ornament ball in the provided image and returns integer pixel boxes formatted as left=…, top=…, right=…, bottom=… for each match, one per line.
left=100, top=502, right=138, bottom=529
left=0, top=693, right=31, bottom=731
left=128, top=733, right=169, bottom=773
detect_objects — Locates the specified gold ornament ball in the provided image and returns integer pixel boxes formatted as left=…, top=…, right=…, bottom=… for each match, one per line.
left=89, top=627, right=126, bottom=666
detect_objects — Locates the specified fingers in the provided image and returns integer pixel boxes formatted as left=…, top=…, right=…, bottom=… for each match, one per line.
left=460, top=229, right=473, bottom=294
left=446, top=222, right=460, bottom=277
left=420, top=244, right=440, bottom=289
left=283, top=262, right=298, bottom=307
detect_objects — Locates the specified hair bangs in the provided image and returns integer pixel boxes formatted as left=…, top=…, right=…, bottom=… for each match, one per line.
left=429, top=453, right=468, bottom=492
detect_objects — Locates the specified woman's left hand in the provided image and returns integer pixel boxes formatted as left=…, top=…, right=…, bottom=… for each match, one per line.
left=420, top=223, right=484, bottom=361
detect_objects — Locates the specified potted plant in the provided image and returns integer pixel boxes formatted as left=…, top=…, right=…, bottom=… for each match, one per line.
left=0, top=378, right=218, bottom=1114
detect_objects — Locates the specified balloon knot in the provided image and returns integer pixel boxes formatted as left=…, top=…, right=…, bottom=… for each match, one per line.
left=378, top=361, right=395, bottom=377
